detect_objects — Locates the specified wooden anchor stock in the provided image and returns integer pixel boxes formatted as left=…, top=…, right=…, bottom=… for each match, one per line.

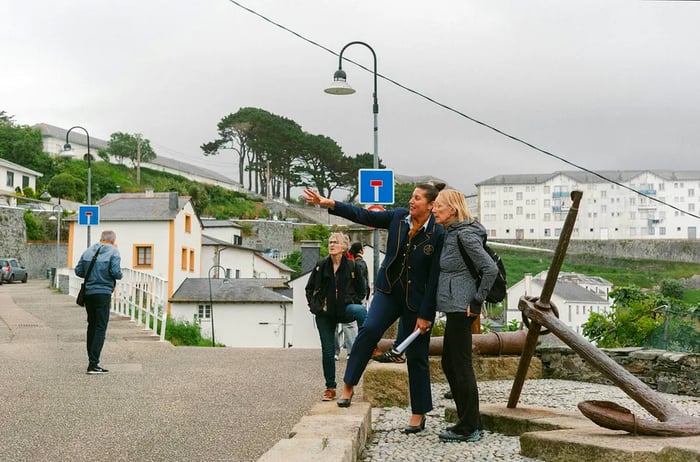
left=507, top=190, right=700, bottom=436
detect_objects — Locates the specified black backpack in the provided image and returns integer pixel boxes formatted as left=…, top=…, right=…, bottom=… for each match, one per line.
left=457, top=236, right=507, bottom=304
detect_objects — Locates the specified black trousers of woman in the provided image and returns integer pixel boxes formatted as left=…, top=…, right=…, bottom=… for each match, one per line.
left=441, top=312, right=483, bottom=435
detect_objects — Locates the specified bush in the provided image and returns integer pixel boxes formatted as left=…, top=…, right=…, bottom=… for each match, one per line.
left=165, top=317, right=205, bottom=346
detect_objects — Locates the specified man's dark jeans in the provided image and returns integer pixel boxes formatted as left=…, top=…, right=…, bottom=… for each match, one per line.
left=85, top=293, right=112, bottom=367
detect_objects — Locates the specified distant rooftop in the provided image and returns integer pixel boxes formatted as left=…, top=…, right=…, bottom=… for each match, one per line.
left=477, top=170, right=700, bottom=186
left=169, top=278, right=292, bottom=303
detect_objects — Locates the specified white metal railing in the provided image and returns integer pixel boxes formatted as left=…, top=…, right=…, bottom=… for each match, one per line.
left=62, top=267, right=168, bottom=340
left=112, top=268, right=168, bottom=341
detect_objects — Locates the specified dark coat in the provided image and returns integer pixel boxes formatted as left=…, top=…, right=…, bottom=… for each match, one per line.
left=305, top=254, right=367, bottom=318
left=329, top=201, right=445, bottom=322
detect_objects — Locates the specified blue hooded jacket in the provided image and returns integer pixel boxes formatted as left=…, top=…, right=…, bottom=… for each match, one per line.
left=75, top=242, right=123, bottom=295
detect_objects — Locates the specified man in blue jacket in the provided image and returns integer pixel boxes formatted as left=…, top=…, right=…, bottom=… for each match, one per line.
left=75, top=230, right=123, bottom=374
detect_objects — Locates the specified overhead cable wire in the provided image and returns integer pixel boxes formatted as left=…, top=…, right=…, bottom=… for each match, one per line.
left=227, top=0, right=699, bottom=220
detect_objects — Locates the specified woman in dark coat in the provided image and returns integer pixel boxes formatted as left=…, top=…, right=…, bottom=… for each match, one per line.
left=305, top=232, right=367, bottom=401
left=304, top=184, right=444, bottom=433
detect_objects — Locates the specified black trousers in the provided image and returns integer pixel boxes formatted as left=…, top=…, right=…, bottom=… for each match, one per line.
left=85, top=293, right=112, bottom=368
left=441, top=312, right=483, bottom=435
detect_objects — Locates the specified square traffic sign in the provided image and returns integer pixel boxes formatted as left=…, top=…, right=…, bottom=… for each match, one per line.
left=358, top=169, right=394, bottom=205
left=78, top=205, right=100, bottom=226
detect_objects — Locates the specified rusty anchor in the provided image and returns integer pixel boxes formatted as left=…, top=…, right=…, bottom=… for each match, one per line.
left=507, top=190, right=700, bottom=437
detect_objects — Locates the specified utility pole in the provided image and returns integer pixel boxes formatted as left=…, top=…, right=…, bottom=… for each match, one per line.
left=136, top=133, right=142, bottom=185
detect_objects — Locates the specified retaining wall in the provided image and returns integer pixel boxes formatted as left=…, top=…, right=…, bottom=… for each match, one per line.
left=537, top=346, right=700, bottom=397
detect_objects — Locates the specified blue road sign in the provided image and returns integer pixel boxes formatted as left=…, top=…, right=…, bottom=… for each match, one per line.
left=358, top=169, right=394, bottom=205
left=78, top=205, right=100, bottom=226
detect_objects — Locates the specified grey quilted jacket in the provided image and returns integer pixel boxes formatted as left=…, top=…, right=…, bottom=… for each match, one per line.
left=436, top=220, right=498, bottom=315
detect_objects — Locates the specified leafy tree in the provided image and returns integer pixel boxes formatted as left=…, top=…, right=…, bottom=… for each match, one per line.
left=47, top=173, right=85, bottom=202
left=106, top=132, right=156, bottom=168
left=293, top=133, right=352, bottom=198
left=0, top=117, right=44, bottom=171
left=660, top=279, right=685, bottom=300
left=24, top=210, right=44, bottom=240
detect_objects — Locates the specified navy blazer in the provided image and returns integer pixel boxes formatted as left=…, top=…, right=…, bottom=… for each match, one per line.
left=330, top=201, right=445, bottom=322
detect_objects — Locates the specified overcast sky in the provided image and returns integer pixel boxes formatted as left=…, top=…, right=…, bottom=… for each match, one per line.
left=2, top=1, right=698, bottom=195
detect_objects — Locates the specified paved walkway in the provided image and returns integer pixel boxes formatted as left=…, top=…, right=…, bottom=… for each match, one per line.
left=0, top=280, right=322, bottom=462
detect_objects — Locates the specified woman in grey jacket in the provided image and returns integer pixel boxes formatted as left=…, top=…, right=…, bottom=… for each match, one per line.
left=432, top=188, right=498, bottom=443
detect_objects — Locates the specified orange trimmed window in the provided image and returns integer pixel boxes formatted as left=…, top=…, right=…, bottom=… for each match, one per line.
left=184, top=214, right=192, bottom=233
left=134, top=245, right=153, bottom=269
left=181, top=248, right=188, bottom=270
left=189, top=249, right=195, bottom=272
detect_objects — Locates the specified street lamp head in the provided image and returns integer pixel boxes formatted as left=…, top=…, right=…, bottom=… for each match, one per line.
left=60, top=143, right=75, bottom=158
left=324, top=69, right=356, bottom=95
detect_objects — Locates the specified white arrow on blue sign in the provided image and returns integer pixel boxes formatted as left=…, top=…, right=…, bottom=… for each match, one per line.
left=78, top=205, right=100, bottom=226
left=358, top=169, right=394, bottom=205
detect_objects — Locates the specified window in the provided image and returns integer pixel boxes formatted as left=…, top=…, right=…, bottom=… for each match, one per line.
left=516, top=206, right=523, bottom=215
left=181, top=248, right=188, bottom=270
left=198, top=304, right=211, bottom=319
left=544, top=228, right=551, bottom=236
left=185, top=214, right=192, bottom=233
left=516, top=192, right=523, bottom=200
left=189, top=249, right=195, bottom=272
left=134, top=245, right=153, bottom=268
left=659, top=227, right=666, bottom=235
left=543, top=213, right=551, bottom=221
left=22, top=175, right=30, bottom=189
left=6, top=171, right=14, bottom=187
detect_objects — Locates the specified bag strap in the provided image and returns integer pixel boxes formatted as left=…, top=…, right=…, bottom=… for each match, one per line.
left=456, top=236, right=480, bottom=281
left=84, top=246, right=103, bottom=283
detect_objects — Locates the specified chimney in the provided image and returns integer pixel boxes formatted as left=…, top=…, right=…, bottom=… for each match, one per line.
left=524, top=273, right=532, bottom=296
left=169, top=191, right=179, bottom=210
left=300, top=240, right=321, bottom=275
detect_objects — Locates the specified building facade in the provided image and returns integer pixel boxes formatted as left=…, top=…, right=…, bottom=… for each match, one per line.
left=477, top=170, right=700, bottom=240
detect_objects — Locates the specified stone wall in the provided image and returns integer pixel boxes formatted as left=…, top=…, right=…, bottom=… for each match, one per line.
left=0, top=208, right=27, bottom=257
left=513, top=239, right=700, bottom=263
left=537, top=346, right=700, bottom=397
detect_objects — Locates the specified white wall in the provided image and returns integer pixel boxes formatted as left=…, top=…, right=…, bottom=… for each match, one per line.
left=171, top=301, right=293, bottom=348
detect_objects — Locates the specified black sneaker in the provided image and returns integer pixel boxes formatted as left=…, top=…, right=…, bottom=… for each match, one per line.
left=372, top=349, right=406, bottom=364
left=87, top=366, right=109, bottom=374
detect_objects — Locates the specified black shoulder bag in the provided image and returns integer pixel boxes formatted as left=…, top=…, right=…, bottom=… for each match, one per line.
left=76, top=246, right=102, bottom=307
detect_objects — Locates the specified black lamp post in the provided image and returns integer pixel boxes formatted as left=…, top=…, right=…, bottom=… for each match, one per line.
left=207, top=264, right=230, bottom=347
left=325, top=41, right=381, bottom=282
left=62, top=126, right=93, bottom=247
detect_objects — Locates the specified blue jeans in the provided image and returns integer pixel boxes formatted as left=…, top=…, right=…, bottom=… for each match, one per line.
left=344, top=289, right=433, bottom=414
left=85, top=293, right=112, bottom=367
left=316, top=304, right=367, bottom=389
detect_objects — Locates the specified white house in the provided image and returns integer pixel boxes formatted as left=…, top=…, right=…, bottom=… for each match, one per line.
left=477, top=170, right=700, bottom=240
left=0, top=158, right=43, bottom=205
left=201, top=234, right=293, bottom=280
left=506, top=271, right=613, bottom=335
left=67, top=191, right=202, bottom=313
left=169, top=278, right=293, bottom=348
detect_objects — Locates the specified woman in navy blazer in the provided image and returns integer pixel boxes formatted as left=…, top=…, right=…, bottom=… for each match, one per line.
left=304, top=183, right=445, bottom=433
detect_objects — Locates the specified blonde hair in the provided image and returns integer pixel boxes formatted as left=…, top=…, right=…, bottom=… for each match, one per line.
left=328, top=232, right=350, bottom=251
left=437, top=189, right=473, bottom=223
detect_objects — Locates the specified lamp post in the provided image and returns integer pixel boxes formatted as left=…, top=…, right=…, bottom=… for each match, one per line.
left=51, top=204, right=62, bottom=283
left=207, top=264, right=230, bottom=347
left=325, top=41, right=381, bottom=282
left=61, top=126, right=92, bottom=247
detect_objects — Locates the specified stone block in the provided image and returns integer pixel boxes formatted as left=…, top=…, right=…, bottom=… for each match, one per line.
left=289, top=403, right=371, bottom=455
left=257, top=437, right=354, bottom=462
left=363, top=356, right=543, bottom=408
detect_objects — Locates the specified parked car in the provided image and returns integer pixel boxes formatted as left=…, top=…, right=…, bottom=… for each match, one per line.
left=0, top=258, right=28, bottom=283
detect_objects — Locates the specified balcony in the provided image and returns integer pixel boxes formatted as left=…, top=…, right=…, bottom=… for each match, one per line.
left=552, top=191, right=570, bottom=198
left=638, top=189, right=657, bottom=196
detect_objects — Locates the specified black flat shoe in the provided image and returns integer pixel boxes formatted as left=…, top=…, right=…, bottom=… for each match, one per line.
left=403, top=415, right=426, bottom=434
left=337, top=392, right=354, bottom=408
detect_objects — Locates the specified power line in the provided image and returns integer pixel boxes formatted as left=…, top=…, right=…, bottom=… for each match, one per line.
left=226, top=0, right=699, bottom=221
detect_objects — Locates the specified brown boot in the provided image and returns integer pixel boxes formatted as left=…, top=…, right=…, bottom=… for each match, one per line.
left=322, top=388, right=336, bottom=401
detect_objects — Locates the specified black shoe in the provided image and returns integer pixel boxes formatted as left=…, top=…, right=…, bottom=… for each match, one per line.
left=337, top=392, right=354, bottom=408
left=443, top=390, right=453, bottom=399
left=372, top=349, right=406, bottom=364
left=87, top=365, right=109, bottom=375
left=403, top=415, right=426, bottom=434
left=438, top=429, right=482, bottom=443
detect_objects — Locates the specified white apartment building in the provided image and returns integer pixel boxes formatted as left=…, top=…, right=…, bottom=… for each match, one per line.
left=477, top=170, right=700, bottom=240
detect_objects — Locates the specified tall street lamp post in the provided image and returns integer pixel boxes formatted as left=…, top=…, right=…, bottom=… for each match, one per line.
left=207, top=264, right=230, bottom=347
left=324, top=41, right=381, bottom=281
left=62, top=126, right=93, bottom=247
